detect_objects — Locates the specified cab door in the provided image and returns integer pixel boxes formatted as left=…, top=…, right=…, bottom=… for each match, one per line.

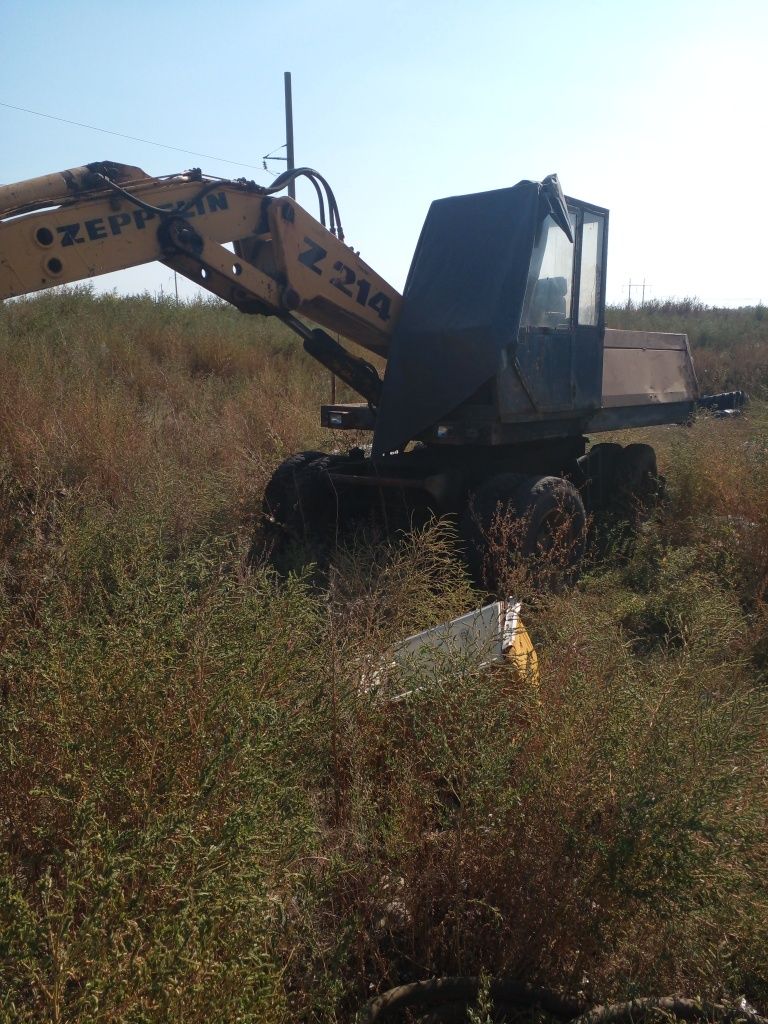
left=513, top=201, right=608, bottom=416
left=514, top=210, right=576, bottom=413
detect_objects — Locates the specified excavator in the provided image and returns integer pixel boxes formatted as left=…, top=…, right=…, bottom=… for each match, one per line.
left=0, top=159, right=721, bottom=577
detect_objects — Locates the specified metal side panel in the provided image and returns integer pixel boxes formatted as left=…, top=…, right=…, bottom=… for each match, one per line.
left=601, top=328, right=698, bottom=409
left=587, top=401, right=695, bottom=432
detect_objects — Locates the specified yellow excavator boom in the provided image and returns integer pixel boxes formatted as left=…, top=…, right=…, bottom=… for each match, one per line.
left=0, top=161, right=401, bottom=363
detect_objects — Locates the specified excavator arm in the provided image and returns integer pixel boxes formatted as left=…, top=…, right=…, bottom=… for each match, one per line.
left=0, top=161, right=402, bottom=403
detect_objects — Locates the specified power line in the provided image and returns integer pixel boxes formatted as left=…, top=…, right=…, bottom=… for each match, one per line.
left=0, top=99, right=266, bottom=173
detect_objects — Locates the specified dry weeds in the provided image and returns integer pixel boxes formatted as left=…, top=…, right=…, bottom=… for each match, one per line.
left=0, top=291, right=766, bottom=1022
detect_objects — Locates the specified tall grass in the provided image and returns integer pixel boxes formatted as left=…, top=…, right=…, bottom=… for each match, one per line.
left=0, top=291, right=766, bottom=1022
left=0, top=288, right=330, bottom=540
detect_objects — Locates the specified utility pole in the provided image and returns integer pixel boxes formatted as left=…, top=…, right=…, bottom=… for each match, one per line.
left=263, top=73, right=296, bottom=194
left=284, top=71, right=295, bottom=199
left=626, top=278, right=648, bottom=309
left=278, top=73, right=330, bottom=397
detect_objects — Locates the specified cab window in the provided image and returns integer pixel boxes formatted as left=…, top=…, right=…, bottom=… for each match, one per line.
left=577, top=212, right=605, bottom=326
left=521, top=213, right=575, bottom=329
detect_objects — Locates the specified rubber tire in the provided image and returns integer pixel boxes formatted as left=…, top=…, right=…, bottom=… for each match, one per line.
left=256, top=455, right=339, bottom=575
left=577, top=441, right=623, bottom=512
left=461, top=473, right=586, bottom=589
left=613, top=443, right=659, bottom=525
left=514, top=475, right=587, bottom=562
left=262, top=450, right=326, bottom=525
left=461, top=472, right=527, bottom=584
left=283, top=455, right=338, bottom=537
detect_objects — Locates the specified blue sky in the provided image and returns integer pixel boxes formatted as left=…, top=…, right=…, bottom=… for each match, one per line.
left=2, top=0, right=767, bottom=306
